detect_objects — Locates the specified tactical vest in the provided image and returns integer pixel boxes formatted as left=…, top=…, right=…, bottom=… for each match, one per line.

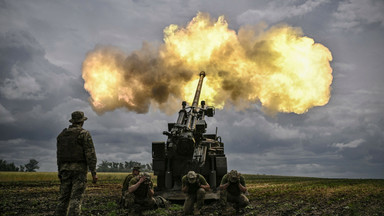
left=57, top=128, right=86, bottom=163
left=187, top=174, right=201, bottom=194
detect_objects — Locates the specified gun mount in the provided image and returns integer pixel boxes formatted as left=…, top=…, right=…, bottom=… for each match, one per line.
left=152, top=71, right=227, bottom=200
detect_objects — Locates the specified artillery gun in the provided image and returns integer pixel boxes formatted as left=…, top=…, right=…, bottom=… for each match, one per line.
left=152, top=71, right=227, bottom=200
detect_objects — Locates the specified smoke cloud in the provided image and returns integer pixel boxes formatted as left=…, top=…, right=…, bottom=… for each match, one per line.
left=82, top=12, right=332, bottom=115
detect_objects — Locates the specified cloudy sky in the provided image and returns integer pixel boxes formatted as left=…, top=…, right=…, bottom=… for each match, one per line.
left=1, top=0, right=383, bottom=179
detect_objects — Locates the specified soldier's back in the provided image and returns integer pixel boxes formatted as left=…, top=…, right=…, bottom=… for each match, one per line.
left=122, top=174, right=134, bottom=193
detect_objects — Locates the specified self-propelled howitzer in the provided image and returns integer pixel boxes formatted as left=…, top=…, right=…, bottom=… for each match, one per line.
left=152, top=71, right=227, bottom=200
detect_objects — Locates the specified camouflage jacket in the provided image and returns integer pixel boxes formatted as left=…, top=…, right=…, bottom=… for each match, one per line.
left=182, top=174, right=208, bottom=194
left=57, top=124, right=97, bottom=174
left=129, top=176, right=154, bottom=200
left=122, top=174, right=135, bottom=194
left=220, top=173, right=246, bottom=196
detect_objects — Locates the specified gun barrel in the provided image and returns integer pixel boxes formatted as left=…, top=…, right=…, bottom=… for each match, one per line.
left=192, top=71, right=206, bottom=107
left=186, top=71, right=206, bottom=130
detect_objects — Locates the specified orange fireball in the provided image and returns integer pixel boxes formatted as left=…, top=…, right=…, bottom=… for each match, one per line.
left=82, top=12, right=333, bottom=115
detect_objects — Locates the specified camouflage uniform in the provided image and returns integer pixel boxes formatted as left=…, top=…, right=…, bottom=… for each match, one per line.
left=182, top=171, right=209, bottom=215
left=55, top=111, right=97, bottom=216
left=220, top=170, right=249, bottom=211
left=126, top=173, right=157, bottom=212
left=121, top=167, right=140, bottom=208
left=122, top=174, right=134, bottom=193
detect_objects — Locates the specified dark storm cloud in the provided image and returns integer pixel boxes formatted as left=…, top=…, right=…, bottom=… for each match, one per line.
left=0, top=29, right=99, bottom=170
left=0, top=30, right=86, bottom=129
left=0, top=33, right=66, bottom=169
left=0, top=0, right=383, bottom=178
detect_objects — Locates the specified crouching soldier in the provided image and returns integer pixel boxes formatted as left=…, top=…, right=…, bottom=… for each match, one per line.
left=120, top=166, right=140, bottom=208
left=182, top=171, right=210, bottom=215
left=126, top=172, right=157, bottom=213
left=219, top=170, right=250, bottom=213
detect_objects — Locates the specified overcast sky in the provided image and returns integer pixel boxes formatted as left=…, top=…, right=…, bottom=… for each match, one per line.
left=1, top=0, right=383, bottom=179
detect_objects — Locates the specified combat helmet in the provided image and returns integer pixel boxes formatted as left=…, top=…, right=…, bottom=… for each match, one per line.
left=228, top=170, right=240, bottom=183
left=140, top=172, right=151, bottom=184
left=142, top=172, right=151, bottom=179
left=186, top=171, right=197, bottom=183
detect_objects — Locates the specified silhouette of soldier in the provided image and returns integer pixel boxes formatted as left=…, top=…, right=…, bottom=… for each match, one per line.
left=55, top=111, right=97, bottom=216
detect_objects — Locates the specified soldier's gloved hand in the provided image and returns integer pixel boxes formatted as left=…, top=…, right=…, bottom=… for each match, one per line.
left=92, top=174, right=98, bottom=184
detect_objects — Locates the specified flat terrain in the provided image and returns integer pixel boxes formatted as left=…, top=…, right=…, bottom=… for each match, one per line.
left=0, top=172, right=383, bottom=215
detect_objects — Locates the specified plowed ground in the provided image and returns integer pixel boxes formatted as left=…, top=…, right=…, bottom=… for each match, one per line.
left=1, top=173, right=383, bottom=215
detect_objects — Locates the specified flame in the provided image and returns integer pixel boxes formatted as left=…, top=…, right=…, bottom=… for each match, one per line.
left=82, top=46, right=147, bottom=113
left=183, top=77, right=222, bottom=108
left=82, top=12, right=333, bottom=115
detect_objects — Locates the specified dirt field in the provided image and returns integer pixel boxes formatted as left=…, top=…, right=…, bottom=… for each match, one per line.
left=1, top=172, right=383, bottom=215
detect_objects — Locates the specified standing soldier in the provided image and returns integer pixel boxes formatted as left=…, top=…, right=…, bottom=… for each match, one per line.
left=127, top=172, right=157, bottom=213
left=120, top=166, right=141, bottom=208
left=55, top=111, right=98, bottom=216
left=219, top=170, right=249, bottom=214
left=182, top=171, right=210, bottom=215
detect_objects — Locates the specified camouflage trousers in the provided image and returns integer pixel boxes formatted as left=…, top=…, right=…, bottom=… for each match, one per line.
left=122, top=192, right=157, bottom=212
left=183, top=188, right=206, bottom=214
left=220, top=190, right=250, bottom=209
left=55, top=170, right=87, bottom=216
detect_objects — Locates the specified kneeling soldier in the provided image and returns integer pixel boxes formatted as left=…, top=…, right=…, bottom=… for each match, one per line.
left=182, top=171, right=210, bottom=215
left=219, top=170, right=250, bottom=213
left=121, top=166, right=140, bottom=208
left=127, top=172, right=157, bottom=213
